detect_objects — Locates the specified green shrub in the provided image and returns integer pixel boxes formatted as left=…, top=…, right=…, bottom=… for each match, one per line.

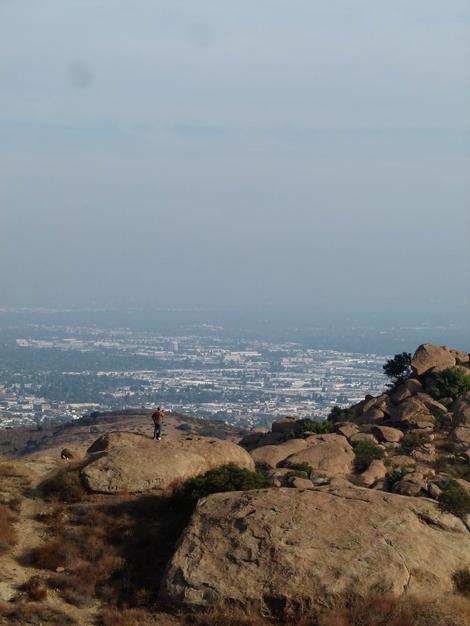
left=287, top=462, right=313, bottom=475
left=387, top=467, right=408, bottom=488
left=296, top=419, right=333, bottom=435
left=42, top=469, right=86, bottom=503
left=431, top=367, right=470, bottom=401
left=283, top=419, right=333, bottom=441
left=328, top=406, right=354, bottom=423
left=383, top=352, right=412, bottom=383
left=453, top=568, right=470, bottom=597
left=352, top=440, right=385, bottom=472
left=175, top=464, right=271, bottom=506
left=438, top=479, right=470, bottom=519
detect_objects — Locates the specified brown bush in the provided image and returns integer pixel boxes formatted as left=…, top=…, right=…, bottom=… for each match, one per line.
left=98, top=607, right=153, bottom=626
left=42, top=469, right=86, bottom=503
left=21, top=575, right=48, bottom=602
left=0, top=503, right=17, bottom=554
left=0, top=600, right=76, bottom=625
left=29, top=538, right=79, bottom=570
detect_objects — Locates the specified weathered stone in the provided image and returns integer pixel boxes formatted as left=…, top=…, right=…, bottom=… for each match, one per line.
left=349, top=432, right=378, bottom=445
left=414, top=393, right=448, bottom=414
left=359, top=407, right=385, bottom=424
left=289, top=476, right=314, bottom=489
left=371, top=425, right=404, bottom=444
left=250, top=439, right=308, bottom=469
left=284, top=434, right=354, bottom=476
left=389, top=455, right=417, bottom=468
left=452, top=427, right=470, bottom=446
left=82, top=432, right=255, bottom=495
left=334, top=422, right=359, bottom=439
left=393, top=472, right=427, bottom=497
left=162, top=485, right=470, bottom=613
left=450, top=349, right=470, bottom=365
left=428, top=483, right=442, bottom=500
left=391, top=379, right=423, bottom=403
left=358, top=459, right=387, bottom=487
left=271, top=417, right=299, bottom=434
left=452, top=392, right=470, bottom=427
left=388, top=397, right=434, bottom=429
left=411, top=344, right=456, bottom=376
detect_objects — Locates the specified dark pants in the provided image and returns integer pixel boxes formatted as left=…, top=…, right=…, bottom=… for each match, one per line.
left=153, top=424, right=161, bottom=440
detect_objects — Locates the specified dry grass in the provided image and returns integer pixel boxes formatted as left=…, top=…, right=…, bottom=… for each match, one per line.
left=98, top=607, right=155, bottom=626
left=0, top=503, right=17, bottom=554
left=29, top=495, right=191, bottom=610
left=20, top=575, right=48, bottom=602
left=0, top=600, right=76, bottom=625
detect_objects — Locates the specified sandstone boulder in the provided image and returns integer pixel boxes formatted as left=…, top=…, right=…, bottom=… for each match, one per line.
left=349, top=432, right=378, bottom=445
left=450, top=349, right=470, bottom=365
left=452, top=427, right=470, bottom=446
left=358, top=459, right=387, bottom=487
left=82, top=432, right=255, bottom=494
left=250, top=439, right=308, bottom=469
left=371, top=425, right=404, bottom=444
left=392, top=472, right=427, bottom=497
left=358, top=407, right=385, bottom=424
left=387, top=397, right=434, bottom=429
left=411, top=344, right=456, bottom=376
left=289, top=476, right=314, bottom=489
left=452, top=392, right=470, bottom=427
left=334, top=422, right=359, bottom=439
left=271, top=417, right=298, bottom=433
left=162, top=484, right=470, bottom=613
left=283, top=434, right=354, bottom=476
left=391, top=379, right=423, bottom=403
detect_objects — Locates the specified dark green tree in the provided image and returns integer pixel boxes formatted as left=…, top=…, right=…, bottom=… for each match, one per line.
left=383, top=352, right=412, bottom=383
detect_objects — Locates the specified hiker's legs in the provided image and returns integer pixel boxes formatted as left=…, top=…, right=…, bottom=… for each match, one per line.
left=154, top=424, right=161, bottom=440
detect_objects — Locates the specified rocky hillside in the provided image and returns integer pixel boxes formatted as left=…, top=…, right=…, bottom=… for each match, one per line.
left=2, top=343, right=470, bottom=626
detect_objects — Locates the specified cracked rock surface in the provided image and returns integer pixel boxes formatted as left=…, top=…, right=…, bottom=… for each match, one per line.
left=161, top=484, right=470, bottom=613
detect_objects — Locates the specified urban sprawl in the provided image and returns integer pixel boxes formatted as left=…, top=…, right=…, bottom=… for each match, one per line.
left=0, top=326, right=388, bottom=429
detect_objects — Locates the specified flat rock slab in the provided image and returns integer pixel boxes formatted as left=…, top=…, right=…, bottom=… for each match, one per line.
left=81, top=432, right=255, bottom=494
left=161, top=485, right=470, bottom=614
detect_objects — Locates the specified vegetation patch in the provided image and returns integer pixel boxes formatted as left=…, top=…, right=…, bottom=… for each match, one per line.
left=453, top=568, right=470, bottom=598
left=438, top=479, right=470, bottom=519
left=0, top=504, right=17, bottom=554
left=287, top=462, right=313, bottom=475
left=396, top=432, right=430, bottom=455
left=328, top=406, right=355, bottom=423
left=175, top=464, right=271, bottom=507
left=386, top=468, right=408, bottom=489
left=431, top=367, right=470, bottom=402
left=42, top=468, right=87, bottom=503
left=352, top=440, right=384, bottom=473
left=382, top=352, right=412, bottom=384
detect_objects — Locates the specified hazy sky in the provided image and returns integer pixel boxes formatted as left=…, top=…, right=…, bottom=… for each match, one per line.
left=1, top=1, right=469, bottom=317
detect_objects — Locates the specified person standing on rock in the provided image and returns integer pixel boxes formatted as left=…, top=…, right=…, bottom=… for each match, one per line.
left=152, top=407, right=165, bottom=441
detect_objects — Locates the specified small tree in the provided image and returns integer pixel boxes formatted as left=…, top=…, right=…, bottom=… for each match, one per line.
left=383, top=352, right=412, bottom=383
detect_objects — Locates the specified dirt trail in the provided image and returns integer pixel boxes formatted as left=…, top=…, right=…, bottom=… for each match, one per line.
left=0, top=457, right=98, bottom=625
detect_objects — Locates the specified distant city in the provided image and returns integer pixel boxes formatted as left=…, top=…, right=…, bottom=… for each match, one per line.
left=0, top=314, right=390, bottom=429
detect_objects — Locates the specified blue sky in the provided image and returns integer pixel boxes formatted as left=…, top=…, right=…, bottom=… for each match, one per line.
left=0, top=1, right=469, bottom=315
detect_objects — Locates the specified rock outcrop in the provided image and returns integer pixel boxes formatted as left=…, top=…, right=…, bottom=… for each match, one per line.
left=82, top=432, right=255, bottom=494
left=411, top=344, right=457, bottom=376
left=161, top=484, right=470, bottom=613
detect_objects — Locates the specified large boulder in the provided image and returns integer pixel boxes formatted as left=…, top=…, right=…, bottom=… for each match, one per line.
left=283, top=434, right=354, bottom=476
left=387, top=397, right=434, bottom=429
left=411, top=344, right=456, bottom=376
left=271, top=416, right=299, bottom=433
left=391, top=379, right=423, bottom=403
left=161, top=484, right=470, bottom=614
left=82, top=432, right=255, bottom=494
left=250, top=439, right=308, bottom=469
left=371, top=425, right=404, bottom=444
left=452, top=392, right=470, bottom=427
